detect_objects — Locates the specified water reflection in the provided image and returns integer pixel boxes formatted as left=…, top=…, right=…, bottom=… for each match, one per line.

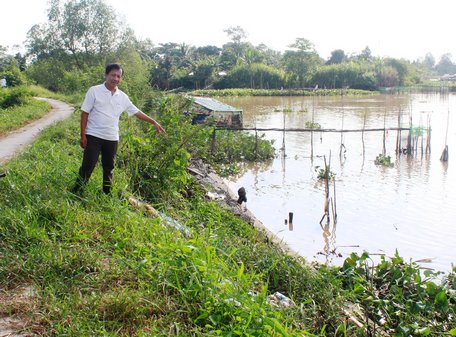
left=221, top=93, right=456, bottom=273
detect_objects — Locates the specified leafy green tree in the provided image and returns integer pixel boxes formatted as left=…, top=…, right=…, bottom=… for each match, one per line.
left=244, top=47, right=265, bottom=65
left=224, top=25, right=247, bottom=58
left=194, top=45, right=221, bottom=59
left=312, top=62, right=377, bottom=90
left=219, top=47, right=238, bottom=71
left=149, top=57, right=173, bottom=90
left=376, top=65, right=399, bottom=87
left=327, top=49, right=347, bottom=65
left=281, top=38, right=323, bottom=88
left=413, top=53, right=436, bottom=79
left=14, top=53, right=27, bottom=72
left=115, top=47, right=152, bottom=104
left=221, top=26, right=252, bottom=69
left=26, top=0, right=124, bottom=66
left=134, top=38, right=155, bottom=61
left=383, top=58, right=416, bottom=86
left=0, top=45, right=11, bottom=69
left=255, top=43, right=282, bottom=68
left=435, top=53, right=456, bottom=75
left=423, top=53, right=435, bottom=69
left=189, top=56, right=218, bottom=89
left=26, top=58, right=66, bottom=91
left=358, top=46, right=373, bottom=62
left=0, top=47, right=26, bottom=87
left=214, top=63, right=285, bottom=89
left=0, top=60, right=26, bottom=87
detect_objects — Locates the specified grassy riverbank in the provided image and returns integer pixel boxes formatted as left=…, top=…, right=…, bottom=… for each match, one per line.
left=0, top=86, right=51, bottom=136
left=190, top=88, right=375, bottom=97
left=0, top=91, right=455, bottom=336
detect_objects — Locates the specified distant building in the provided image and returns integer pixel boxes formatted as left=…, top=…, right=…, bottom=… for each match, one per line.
left=188, top=96, right=243, bottom=128
left=440, top=74, right=456, bottom=81
left=0, top=78, right=6, bottom=88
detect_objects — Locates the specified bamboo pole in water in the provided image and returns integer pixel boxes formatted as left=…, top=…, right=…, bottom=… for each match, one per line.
left=420, top=118, right=424, bottom=158
left=254, top=128, right=258, bottom=160
left=362, top=112, right=366, bottom=160
left=311, top=97, right=315, bottom=159
left=320, top=154, right=331, bottom=225
left=340, top=100, right=345, bottom=159
left=426, top=114, right=431, bottom=155
left=396, top=108, right=401, bottom=155
left=333, top=178, right=337, bottom=223
left=330, top=197, right=336, bottom=224
left=282, top=110, right=286, bottom=155
left=440, top=108, right=450, bottom=162
left=382, top=110, right=387, bottom=156
left=406, top=113, right=413, bottom=155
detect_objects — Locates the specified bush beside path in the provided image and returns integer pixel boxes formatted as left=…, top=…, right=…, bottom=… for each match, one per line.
left=0, top=98, right=74, bottom=164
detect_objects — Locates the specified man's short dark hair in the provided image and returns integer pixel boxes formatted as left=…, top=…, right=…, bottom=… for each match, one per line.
left=105, top=63, right=123, bottom=75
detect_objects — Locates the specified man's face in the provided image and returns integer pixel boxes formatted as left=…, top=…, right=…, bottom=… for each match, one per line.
left=105, top=68, right=122, bottom=88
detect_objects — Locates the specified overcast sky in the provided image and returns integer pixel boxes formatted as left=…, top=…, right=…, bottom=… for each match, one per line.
left=1, top=0, right=454, bottom=61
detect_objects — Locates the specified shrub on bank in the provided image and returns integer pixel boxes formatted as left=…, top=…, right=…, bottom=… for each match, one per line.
left=0, top=86, right=32, bottom=108
left=0, top=87, right=51, bottom=135
left=191, top=88, right=375, bottom=97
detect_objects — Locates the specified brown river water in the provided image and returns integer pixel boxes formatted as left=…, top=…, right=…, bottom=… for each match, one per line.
left=220, top=93, right=456, bottom=273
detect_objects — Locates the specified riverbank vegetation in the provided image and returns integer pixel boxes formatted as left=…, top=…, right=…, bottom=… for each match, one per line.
left=1, top=0, right=455, bottom=335
left=1, top=90, right=455, bottom=336
left=190, top=88, right=374, bottom=97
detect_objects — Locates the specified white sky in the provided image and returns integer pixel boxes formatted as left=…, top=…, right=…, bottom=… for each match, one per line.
left=1, top=0, right=455, bottom=61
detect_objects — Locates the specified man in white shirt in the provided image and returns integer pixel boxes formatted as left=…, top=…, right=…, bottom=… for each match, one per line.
left=73, top=63, right=164, bottom=194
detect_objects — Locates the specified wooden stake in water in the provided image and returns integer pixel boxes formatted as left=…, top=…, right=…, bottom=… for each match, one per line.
left=320, top=154, right=331, bottom=225
left=383, top=108, right=387, bottom=156
left=311, top=98, right=315, bottom=159
left=333, top=179, right=337, bottom=223
left=288, top=212, right=294, bottom=231
left=282, top=110, right=286, bottom=156
left=426, top=114, right=431, bottom=155
left=340, top=99, right=345, bottom=160
left=396, top=108, right=401, bottom=155
left=440, top=108, right=450, bottom=162
left=362, top=112, right=367, bottom=162
left=254, top=128, right=258, bottom=160
left=406, top=113, right=413, bottom=155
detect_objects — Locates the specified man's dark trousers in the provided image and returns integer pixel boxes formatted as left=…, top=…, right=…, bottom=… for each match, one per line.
left=75, top=135, right=118, bottom=194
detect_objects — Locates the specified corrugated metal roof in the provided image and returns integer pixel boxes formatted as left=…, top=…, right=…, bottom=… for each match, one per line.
left=192, top=97, right=242, bottom=113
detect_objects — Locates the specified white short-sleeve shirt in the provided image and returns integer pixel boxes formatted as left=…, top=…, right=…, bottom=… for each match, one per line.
left=81, top=83, right=140, bottom=141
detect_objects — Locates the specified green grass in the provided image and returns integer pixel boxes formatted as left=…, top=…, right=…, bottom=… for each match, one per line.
left=28, top=84, right=85, bottom=105
left=1, top=111, right=334, bottom=335
left=1, top=93, right=454, bottom=336
left=0, top=97, right=51, bottom=136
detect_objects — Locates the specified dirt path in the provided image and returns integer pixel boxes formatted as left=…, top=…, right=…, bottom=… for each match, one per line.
left=0, top=98, right=74, bottom=165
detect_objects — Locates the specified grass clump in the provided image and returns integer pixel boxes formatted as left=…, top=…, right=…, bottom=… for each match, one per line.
left=374, top=153, right=394, bottom=167
left=190, top=88, right=375, bottom=97
left=305, top=121, right=321, bottom=130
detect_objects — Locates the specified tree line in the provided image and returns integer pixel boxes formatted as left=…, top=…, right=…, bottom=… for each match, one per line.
left=2, top=0, right=456, bottom=97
